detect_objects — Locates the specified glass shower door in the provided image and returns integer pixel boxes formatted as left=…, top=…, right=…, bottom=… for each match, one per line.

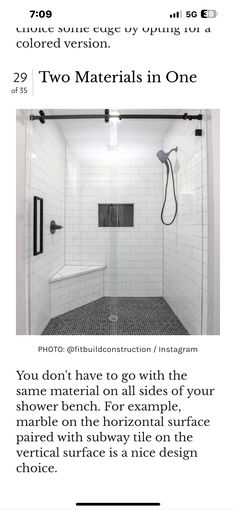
left=163, top=110, right=206, bottom=335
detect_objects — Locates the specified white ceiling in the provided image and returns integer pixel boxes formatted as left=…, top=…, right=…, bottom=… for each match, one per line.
left=45, top=109, right=193, bottom=145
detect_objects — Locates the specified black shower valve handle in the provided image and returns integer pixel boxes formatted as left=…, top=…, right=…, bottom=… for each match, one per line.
left=50, top=220, right=64, bottom=234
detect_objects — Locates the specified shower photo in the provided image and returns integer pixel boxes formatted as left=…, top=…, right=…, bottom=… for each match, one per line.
left=16, top=109, right=220, bottom=336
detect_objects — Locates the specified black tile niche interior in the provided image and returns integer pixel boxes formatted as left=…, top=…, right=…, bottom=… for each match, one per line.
left=98, top=204, right=134, bottom=227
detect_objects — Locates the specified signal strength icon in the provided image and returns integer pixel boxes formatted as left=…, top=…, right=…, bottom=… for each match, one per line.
left=170, top=10, right=182, bottom=18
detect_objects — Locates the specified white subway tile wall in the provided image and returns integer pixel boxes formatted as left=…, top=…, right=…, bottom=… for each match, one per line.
left=163, top=118, right=208, bottom=334
left=65, top=146, right=164, bottom=297
left=26, top=119, right=65, bottom=334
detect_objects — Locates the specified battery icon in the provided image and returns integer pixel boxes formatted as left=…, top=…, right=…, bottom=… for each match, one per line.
left=201, top=9, right=218, bottom=17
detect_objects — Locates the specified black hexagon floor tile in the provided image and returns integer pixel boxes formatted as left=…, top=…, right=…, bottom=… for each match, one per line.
left=42, top=297, right=189, bottom=335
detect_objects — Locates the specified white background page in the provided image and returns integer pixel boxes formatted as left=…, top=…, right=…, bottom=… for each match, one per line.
left=1, top=1, right=236, bottom=509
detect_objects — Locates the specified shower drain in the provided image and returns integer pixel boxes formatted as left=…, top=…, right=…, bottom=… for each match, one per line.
left=109, top=315, right=119, bottom=322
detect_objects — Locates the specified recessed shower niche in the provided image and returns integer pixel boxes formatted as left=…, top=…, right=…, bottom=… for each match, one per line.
left=16, top=109, right=220, bottom=335
left=98, top=204, right=134, bottom=227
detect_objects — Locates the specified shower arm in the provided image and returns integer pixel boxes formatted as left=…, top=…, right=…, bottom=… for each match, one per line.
left=167, top=147, right=178, bottom=158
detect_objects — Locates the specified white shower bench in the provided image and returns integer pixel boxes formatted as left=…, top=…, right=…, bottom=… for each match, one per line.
left=49, top=265, right=106, bottom=318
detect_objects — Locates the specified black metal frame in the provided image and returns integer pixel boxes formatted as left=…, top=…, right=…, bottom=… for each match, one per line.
left=30, top=109, right=202, bottom=124
left=33, top=196, right=43, bottom=256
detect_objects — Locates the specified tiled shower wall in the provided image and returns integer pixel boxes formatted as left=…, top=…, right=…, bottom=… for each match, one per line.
left=163, top=117, right=208, bottom=334
left=16, top=110, right=29, bottom=334
left=26, top=119, right=65, bottom=334
left=65, top=146, right=164, bottom=297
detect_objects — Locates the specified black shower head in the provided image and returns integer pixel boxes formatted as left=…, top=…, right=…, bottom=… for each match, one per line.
left=156, top=146, right=178, bottom=163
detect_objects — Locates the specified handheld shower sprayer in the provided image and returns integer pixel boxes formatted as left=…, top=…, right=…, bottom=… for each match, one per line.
left=157, top=146, right=178, bottom=225
left=157, top=146, right=178, bottom=163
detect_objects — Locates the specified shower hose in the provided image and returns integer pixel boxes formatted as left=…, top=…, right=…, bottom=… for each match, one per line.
left=161, top=158, right=178, bottom=226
